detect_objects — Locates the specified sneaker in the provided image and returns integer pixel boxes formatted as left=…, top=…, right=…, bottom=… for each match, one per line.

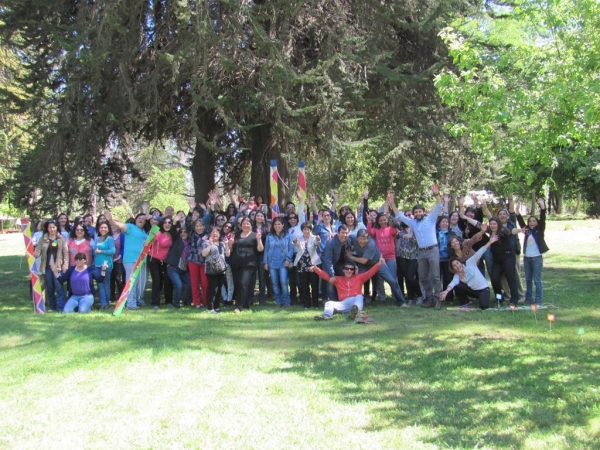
left=125, top=306, right=139, bottom=311
left=209, top=309, right=218, bottom=314
left=434, top=299, right=442, bottom=310
left=415, top=297, right=424, bottom=306
left=349, top=305, right=359, bottom=320
left=137, top=300, right=146, bottom=306
left=314, top=314, right=332, bottom=321
left=152, top=305, right=159, bottom=310
left=400, top=303, right=410, bottom=308
left=407, top=300, right=414, bottom=306
left=234, top=308, right=241, bottom=314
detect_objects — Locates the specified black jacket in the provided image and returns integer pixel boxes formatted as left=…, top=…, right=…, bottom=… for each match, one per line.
left=516, top=209, right=549, bottom=255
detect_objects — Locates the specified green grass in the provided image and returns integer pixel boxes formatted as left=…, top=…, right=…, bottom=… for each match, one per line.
left=1, top=220, right=599, bottom=449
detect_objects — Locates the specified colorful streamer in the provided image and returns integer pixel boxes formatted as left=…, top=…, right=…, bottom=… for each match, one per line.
left=270, top=160, right=280, bottom=220
left=113, top=224, right=159, bottom=317
left=21, top=218, right=45, bottom=314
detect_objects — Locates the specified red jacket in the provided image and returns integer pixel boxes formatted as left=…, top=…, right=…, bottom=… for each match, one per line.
left=314, top=264, right=380, bottom=301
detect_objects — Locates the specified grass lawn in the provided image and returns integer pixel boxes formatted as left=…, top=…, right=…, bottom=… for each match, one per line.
left=1, top=220, right=599, bottom=449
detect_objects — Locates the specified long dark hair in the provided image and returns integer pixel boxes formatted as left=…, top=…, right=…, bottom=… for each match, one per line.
left=57, top=213, right=71, bottom=233
left=69, top=223, right=92, bottom=240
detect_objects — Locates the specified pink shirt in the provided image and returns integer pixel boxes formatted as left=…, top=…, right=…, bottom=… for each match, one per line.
left=148, top=231, right=173, bottom=262
left=367, top=222, right=398, bottom=260
left=68, top=238, right=94, bottom=266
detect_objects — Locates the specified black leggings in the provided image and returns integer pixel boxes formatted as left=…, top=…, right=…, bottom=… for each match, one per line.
left=206, top=273, right=225, bottom=311
left=454, top=283, right=490, bottom=310
left=397, top=257, right=421, bottom=300
left=232, top=266, right=255, bottom=310
left=490, top=255, right=519, bottom=305
left=148, top=257, right=173, bottom=307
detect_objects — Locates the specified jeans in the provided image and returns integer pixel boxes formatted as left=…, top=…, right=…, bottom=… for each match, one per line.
left=97, top=266, right=112, bottom=307
left=123, top=262, right=147, bottom=308
left=63, top=294, right=94, bottom=313
left=221, top=264, right=234, bottom=302
left=376, top=258, right=397, bottom=301
left=323, top=294, right=363, bottom=317
left=524, top=255, right=543, bottom=304
left=372, top=263, right=406, bottom=304
left=167, top=266, right=191, bottom=307
left=44, top=267, right=65, bottom=312
left=270, top=267, right=290, bottom=306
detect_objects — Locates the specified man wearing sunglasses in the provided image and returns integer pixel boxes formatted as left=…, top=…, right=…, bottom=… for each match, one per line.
left=311, top=257, right=384, bottom=320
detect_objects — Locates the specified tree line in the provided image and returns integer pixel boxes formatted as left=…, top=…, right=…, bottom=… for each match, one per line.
left=1, top=0, right=598, bottom=216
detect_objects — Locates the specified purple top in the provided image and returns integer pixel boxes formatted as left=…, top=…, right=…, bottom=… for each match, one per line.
left=71, top=269, right=92, bottom=296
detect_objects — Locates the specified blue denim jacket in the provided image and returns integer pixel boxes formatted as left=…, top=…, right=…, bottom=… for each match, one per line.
left=264, top=233, right=293, bottom=269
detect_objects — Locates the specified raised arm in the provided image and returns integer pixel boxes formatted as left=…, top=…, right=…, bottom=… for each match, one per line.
left=104, top=211, right=127, bottom=233
left=480, top=199, right=492, bottom=220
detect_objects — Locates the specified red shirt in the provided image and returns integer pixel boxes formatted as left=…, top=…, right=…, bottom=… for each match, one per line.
left=314, top=264, right=380, bottom=301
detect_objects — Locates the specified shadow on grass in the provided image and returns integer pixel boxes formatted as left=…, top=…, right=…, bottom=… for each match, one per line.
left=278, top=334, right=600, bottom=448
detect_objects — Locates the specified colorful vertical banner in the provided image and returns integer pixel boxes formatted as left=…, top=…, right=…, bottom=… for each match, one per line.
left=298, top=160, right=306, bottom=204
left=21, top=218, right=45, bottom=314
left=270, top=160, right=280, bottom=220
left=113, top=224, right=159, bottom=317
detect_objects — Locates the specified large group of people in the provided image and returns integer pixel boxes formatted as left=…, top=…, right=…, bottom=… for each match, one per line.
left=30, top=187, right=549, bottom=318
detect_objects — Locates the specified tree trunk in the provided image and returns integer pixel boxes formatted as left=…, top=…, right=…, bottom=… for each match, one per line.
left=555, top=192, right=564, bottom=215
left=190, top=110, right=218, bottom=202
left=191, top=143, right=216, bottom=203
left=572, top=192, right=581, bottom=215
left=250, top=123, right=274, bottom=203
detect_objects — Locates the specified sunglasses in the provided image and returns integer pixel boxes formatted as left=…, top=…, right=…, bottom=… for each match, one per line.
left=216, top=218, right=225, bottom=222
left=75, top=228, right=84, bottom=232
left=343, top=267, right=355, bottom=271
left=164, top=221, right=173, bottom=224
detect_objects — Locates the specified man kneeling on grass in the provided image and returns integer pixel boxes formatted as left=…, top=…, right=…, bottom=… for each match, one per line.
left=310, top=257, right=385, bottom=321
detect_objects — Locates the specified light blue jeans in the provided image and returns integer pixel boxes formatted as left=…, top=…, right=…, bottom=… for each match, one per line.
left=524, top=255, right=543, bottom=304
left=63, top=294, right=94, bottom=313
left=270, top=267, right=290, bottom=306
left=124, top=262, right=148, bottom=308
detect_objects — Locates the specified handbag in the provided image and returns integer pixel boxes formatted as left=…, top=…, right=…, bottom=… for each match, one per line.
left=205, top=243, right=227, bottom=275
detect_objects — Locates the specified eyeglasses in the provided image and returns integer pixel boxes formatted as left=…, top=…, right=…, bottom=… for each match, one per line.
left=164, top=221, right=173, bottom=225
left=322, top=214, right=331, bottom=217
left=343, top=267, right=355, bottom=271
